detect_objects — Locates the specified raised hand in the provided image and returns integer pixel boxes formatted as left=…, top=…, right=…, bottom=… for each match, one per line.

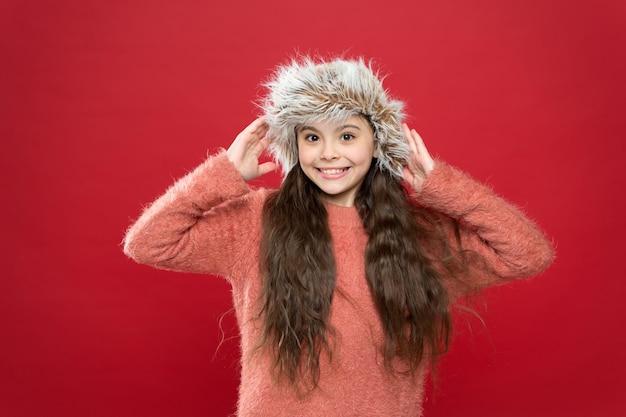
left=226, top=117, right=277, bottom=181
left=401, top=123, right=435, bottom=192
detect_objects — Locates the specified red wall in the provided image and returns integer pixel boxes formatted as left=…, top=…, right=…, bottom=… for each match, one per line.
left=2, top=0, right=625, bottom=416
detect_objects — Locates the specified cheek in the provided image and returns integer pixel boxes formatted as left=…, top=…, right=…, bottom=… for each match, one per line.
left=356, top=144, right=377, bottom=163
left=297, top=146, right=315, bottom=167
left=297, top=147, right=307, bottom=162
left=296, top=140, right=305, bottom=160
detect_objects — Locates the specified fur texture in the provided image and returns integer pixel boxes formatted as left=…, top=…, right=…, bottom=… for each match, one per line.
left=262, top=57, right=410, bottom=179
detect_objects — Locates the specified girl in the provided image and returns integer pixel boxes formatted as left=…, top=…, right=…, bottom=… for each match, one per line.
left=123, top=57, right=553, bottom=416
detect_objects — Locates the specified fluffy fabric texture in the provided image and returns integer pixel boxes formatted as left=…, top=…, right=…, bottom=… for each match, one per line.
left=262, top=57, right=409, bottom=179
left=123, top=152, right=554, bottom=417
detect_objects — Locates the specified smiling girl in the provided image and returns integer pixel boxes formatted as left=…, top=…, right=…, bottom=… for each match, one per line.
left=295, top=115, right=378, bottom=206
left=123, top=57, right=553, bottom=416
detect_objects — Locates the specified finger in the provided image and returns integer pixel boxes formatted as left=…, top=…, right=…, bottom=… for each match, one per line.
left=253, top=121, right=269, bottom=137
left=258, top=161, right=277, bottom=177
left=411, top=129, right=428, bottom=155
left=402, top=166, right=414, bottom=184
left=410, top=129, right=435, bottom=173
left=244, top=116, right=268, bottom=136
left=403, top=123, right=419, bottom=156
left=258, top=135, right=272, bottom=151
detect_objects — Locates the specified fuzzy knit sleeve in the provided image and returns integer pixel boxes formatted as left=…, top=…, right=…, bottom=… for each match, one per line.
left=123, top=151, right=266, bottom=278
left=416, top=162, right=554, bottom=294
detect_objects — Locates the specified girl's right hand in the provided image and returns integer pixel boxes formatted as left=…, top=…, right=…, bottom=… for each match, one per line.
left=226, top=117, right=277, bottom=181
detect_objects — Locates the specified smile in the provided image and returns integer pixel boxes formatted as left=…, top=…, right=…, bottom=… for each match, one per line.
left=319, top=168, right=349, bottom=175
left=316, top=167, right=351, bottom=180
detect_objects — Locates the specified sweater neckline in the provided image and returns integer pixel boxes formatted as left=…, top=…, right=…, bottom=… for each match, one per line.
left=324, top=201, right=363, bottom=228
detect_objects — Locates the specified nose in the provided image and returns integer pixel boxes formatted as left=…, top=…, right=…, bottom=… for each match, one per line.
left=320, top=139, right=339, bottom=160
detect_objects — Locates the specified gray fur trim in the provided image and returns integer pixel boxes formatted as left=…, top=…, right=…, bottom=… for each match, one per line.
left=261, top=57, right=410, bottom=179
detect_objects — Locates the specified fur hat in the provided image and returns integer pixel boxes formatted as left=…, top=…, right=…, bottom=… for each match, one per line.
left=261, top=57, right=410, bottom=179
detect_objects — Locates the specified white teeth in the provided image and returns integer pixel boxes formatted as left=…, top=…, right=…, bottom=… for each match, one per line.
left=320, top=168, right=346, bottom=175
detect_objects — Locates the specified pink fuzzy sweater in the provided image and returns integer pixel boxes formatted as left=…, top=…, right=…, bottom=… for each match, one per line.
left=123, top=152, right=553, bottom=417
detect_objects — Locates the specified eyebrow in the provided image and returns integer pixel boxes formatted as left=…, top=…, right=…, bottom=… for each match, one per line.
left=298, top=124, right=362, bottom=133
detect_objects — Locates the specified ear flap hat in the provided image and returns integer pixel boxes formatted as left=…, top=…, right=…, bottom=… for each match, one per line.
left=262, top=57, right=410, bottom=179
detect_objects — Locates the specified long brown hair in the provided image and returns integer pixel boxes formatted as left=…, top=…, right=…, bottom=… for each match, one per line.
left=259, top=160, right=466, bottom=388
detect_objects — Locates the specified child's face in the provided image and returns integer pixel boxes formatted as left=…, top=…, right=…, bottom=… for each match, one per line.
left=296, top=115, right=378, bottom=207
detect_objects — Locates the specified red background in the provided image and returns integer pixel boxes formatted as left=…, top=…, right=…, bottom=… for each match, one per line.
left=2, top=0, right=625, bottom=416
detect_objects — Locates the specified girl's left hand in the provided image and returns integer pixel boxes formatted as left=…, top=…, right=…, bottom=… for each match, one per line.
left=402, top=123, right=435, bottom=192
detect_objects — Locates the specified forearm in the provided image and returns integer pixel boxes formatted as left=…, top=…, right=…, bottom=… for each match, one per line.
left=417, top=162, right=554, bottom=280
left=123, top=151, right=252, bottom=272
